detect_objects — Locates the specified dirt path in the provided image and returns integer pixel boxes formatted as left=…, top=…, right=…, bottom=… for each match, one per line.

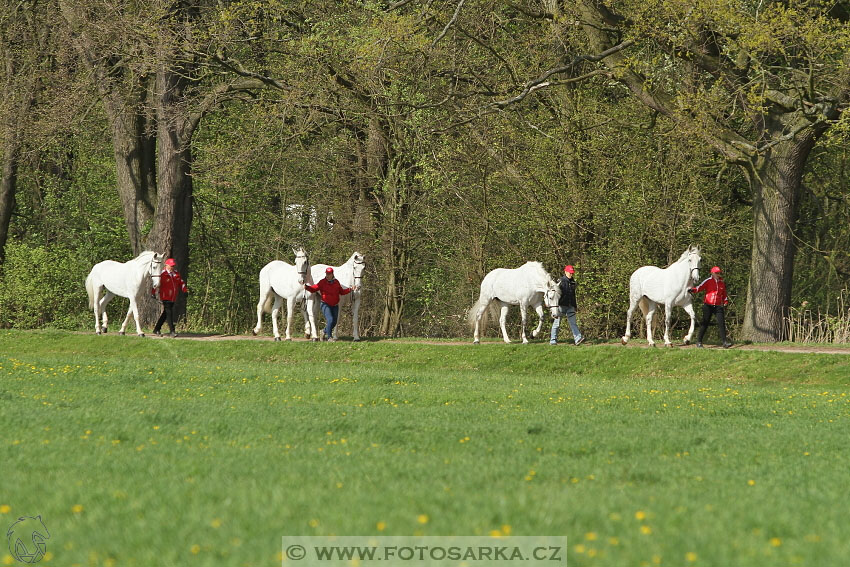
left=162, top=333, right=850, bottom=354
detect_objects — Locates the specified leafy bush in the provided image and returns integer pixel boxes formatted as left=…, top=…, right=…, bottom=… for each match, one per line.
left=0, top=242, right=90, bottom=329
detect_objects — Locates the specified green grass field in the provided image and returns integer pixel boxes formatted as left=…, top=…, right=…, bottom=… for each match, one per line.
left=2, top=330, right=849, bottom=567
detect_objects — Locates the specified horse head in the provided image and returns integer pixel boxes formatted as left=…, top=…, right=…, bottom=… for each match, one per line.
left=352, top=253, right=366, bottom=287
left=544, top=279, right=562, bottom=319
left=293, top=247, right=309, bottom=284
left=149, top=253, right=166, bottom=289
left=685, top=245, right=701, bottom=284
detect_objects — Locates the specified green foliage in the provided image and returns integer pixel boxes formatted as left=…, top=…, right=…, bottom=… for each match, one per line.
left=0, top=242, right=89, bottom=329
left=1, top=0, right=848, bottom=340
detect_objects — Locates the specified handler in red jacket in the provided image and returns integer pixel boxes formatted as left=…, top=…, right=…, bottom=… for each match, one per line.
left=152, top=258, right=188, bottom=337
left=305, top=267, right=353, bottom=341
left=690, top=266, right=732, bottom=348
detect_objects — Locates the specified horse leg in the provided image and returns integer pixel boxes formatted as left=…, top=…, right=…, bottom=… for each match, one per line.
left=643, top=298, right=657, bottom=347
left=531, top=303, right=544, bottom=338
left=663, top=303, right=673, bottom=347
left=306, top=298, right=320, bottom=340
left=270, top=295, right=283, bottom=341
left=473, top=297, right=489, bottom=344
left=498, top=302, right=511, bottom=344
left=98, top=292, right=114, bottom=334
left=622, top=296, right=637, bottom=344
left=301, top=300, right=311, bottom=338
left=92, top=286, right=102, bottom=334
left=351, top=295, right=361, bottom=341
left=253, top=289, right=271, bottom=336
left=682, top=302, right=696, bottom=345
left=519, top=303, right=529, bottom=344
left=284, top=298, right=294, bottom=341
left=130, top=298, right=144, bottom=336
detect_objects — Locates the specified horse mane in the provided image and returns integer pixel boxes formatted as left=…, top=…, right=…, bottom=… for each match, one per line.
left=665, top=245, right=699, bottom=268
left=133, top=250, right=158, bottom=264
left=521, top=261, right=548, bottom=278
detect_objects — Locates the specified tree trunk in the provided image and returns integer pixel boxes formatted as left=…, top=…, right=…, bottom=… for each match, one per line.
left=0, top=125, right=18, bottom=264
left=741, top=138, right=814, bottom=342
left=107, top=94, right=157, bottom=254
left=143, top=63, right=194, bottom=326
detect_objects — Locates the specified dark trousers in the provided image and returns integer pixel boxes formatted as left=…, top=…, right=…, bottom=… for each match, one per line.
left=320, top=302, right=339, bottom=339
left=153, top=300, right=175, bottom=334
left=697, top=304, right=727, bottom=344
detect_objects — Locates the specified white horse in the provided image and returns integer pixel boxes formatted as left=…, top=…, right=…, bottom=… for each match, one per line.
left=467, top=261, right=562, bottom=344
left=304, top=252, right=365, bottom=341
left=622, top=245, right=701, bottom=347
left=85, top=250, right=165, bottom=336
left=252, top=248, right=311, bottom=341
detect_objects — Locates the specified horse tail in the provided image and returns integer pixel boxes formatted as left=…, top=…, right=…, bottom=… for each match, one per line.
left=258, top=266, right=274, bottom=314
left=467, top=295, right=494, bottom=330
left=85, top=272, right=95, bottom=309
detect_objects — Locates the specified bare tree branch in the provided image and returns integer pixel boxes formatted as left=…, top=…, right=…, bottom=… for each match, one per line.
left=432, top=0, right=465, bottom=47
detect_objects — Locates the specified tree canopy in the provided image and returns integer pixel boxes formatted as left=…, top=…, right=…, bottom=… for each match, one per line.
left=1, top=0, right=848, bottom=341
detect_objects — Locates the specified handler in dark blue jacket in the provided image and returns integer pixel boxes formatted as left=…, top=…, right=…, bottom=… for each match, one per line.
left=550, top=265, right=585, bottom=346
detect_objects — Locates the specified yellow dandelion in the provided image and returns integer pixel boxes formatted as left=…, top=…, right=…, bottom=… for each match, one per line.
left=490, top=530, right=502, bottom=537
left=308, top=519, right=320, bottom=528
left=608, top=537, right=619, bottom=546
left=686, top=551, right=698, bottom=562
left=747, top=479, right=756, bottom=486
left=376, top=521, right=386, bottom=531
left=635, top=511, right=646, bottom=521
left=501, top=525, right=512, bottom=535
left=585, top=532, right=597, bottom=541
left=0, top=505, right=10, bottom=514
left=417, top=514, right=429, bottom=525
left=770, top=537, right=781, bottom=547
left=210, top=518, right=222, bottom=529
left=71, top=505, right=84, bottom=514
left=43, top=552, right=53, bottom=562
left=573, top=544, right=586, bottom=554
left=640, top=525, right=652, bottom=535
left=190, top=544, right=200, bottom=554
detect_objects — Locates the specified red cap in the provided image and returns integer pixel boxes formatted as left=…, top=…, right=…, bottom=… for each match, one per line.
left=564, top=265, right=575, bottom=274
left=165, top=258, right=176, bottom=266
left=710, top=266, right=721, bottom=274
left=325, top=267, right=334, bottom=274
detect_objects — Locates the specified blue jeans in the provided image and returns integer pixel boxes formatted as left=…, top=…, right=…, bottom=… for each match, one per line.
left=550, top=306, right=582, bottom=344
left=320, top=302, right=339, bottom=339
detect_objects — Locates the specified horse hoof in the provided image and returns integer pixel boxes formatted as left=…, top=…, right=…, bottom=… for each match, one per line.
left=138, top=333, right=145, bottom=338
left=285, top=338, right=292, bottom=342
left=274, top=337, right=282, bottom=342
left=473, top=339, right=480, bottom=344
left=666, top=343, right=673, bottom=348
left=252, top=329, right=258, bottom=336
left=683, top=339, right=690, bottom=345
left=621, top=337, right=628, bottom=345
left=353, top=338, right=360, bottom=342
left=119, top=331, right=125, bottom=336
left=102, top=328, right=108, bottom=334
left=648, top=343, right=655, bottom=348
left=96, top=331, right=102, bottom=335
